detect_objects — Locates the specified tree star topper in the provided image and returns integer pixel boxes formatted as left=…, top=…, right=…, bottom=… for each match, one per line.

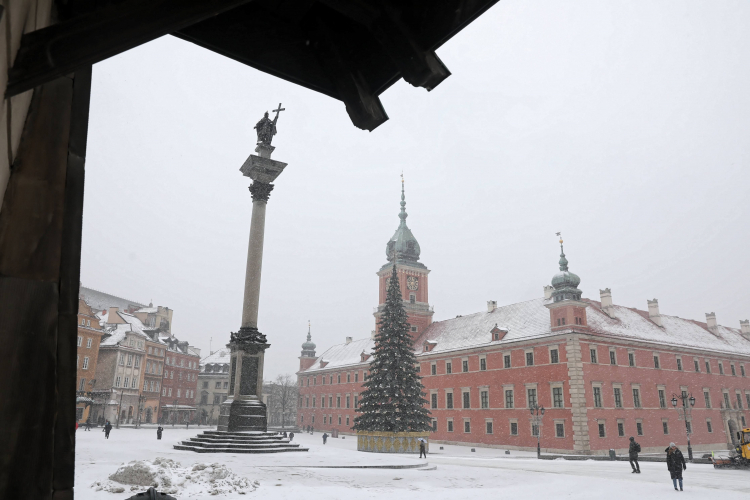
left=254, top=103, right=285, bottom=146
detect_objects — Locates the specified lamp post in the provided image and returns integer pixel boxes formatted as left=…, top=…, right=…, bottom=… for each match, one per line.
left=116, top=389, right=125, bottom=429
left=671, top=393, right=696, bottom=461
left=530, top=404, right=545, bottom=459
left=136, top=394, right=148, bottom=428
left=172, top=399, right=179, bottom=427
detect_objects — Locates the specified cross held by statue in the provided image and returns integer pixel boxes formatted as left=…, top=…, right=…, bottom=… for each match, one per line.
left=273, top=104, right=285, bottom=116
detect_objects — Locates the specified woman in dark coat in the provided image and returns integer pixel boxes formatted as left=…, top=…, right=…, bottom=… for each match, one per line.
left=666, top=442, right=686, bottom=491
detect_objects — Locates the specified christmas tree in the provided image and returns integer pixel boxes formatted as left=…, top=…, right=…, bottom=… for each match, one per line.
left=353, top=265, right=432, bottom=432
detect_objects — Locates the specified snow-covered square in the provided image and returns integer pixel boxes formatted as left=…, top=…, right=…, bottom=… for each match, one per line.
left=75, top=427, right=749, bottom=499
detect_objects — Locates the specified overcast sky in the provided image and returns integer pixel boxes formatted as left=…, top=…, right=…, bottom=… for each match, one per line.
left=81, top=1, right=750, bottom=379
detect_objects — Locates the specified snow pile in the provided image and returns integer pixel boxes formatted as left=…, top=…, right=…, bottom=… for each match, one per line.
left=90, top=457, right=258, bottom=496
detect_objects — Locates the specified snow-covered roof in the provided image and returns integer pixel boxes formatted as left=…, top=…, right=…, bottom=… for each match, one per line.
left=417, top=297, right=750, bottom=357
left=98, top=312, right=151, bottom=347
left=79, top=286, right=146, bottom=313
left=135, top=306, right=158, bottom=314
left=302, top=337, right=374, bottom=373
left=201, top=349, right=231, bottom=366
left=300, top=297, right=750, bottom=373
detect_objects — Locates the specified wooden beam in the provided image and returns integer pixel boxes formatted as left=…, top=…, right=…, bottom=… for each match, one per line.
left=6, top=0, right=252, bottom=98
left=312, top=13, right=389, bottom=131
left=320, top=0, right=450, bottom=91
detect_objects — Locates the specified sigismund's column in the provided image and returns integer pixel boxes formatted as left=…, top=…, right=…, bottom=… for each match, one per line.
left=219, top=105, right=287, bottom=433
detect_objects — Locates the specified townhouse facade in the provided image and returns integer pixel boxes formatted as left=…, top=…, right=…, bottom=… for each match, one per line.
left=297, top=186, right=750, bottom=455
left=196, top=349, right=231, bottom=425
left=75, top=298, right=105, bottom=423
left=159, top=335, right=201, bottom=424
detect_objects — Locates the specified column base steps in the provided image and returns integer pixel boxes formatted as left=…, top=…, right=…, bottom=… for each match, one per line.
left=175, top=430, right=308, bottom=454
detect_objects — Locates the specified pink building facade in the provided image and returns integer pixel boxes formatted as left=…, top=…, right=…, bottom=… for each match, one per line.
left=297, top=189, right=750, bottom=455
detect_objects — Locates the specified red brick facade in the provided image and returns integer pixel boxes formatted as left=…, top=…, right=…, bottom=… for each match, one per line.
left=159, top=339, right=200, bottom=424
left=297, top=196, right=750, bottom=455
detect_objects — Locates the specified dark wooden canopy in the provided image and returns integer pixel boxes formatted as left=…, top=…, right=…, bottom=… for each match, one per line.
left=8, top=0, right=500, bottom=130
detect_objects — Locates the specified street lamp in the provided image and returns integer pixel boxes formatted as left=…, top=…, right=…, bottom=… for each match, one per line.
left=671, top=393, right=696, bottom=461
left=136, top=394, right=148, bottom=429
left=530, top=404, right=545, bottom=459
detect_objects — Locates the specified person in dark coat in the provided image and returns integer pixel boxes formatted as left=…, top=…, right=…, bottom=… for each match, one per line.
left=104, top=421, right=112, bottom=439
left=157, top=426, right=163, bottom=440
left=666, top=442, right=686, bottom=491
left=283, top=431, right=288, bottom=438
left=322, top=432, right=329, bottom=444
left=85, top=418, right=91, bottom=431
left=629, top=436, right=641, bottom=473
left=418, top=438, right=428, bottom=459
left=289, top=432, right=294, bottom=441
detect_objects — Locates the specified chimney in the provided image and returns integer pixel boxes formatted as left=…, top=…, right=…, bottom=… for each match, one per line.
left=599, top=289, right=614, bottom=318
left=648, top=299, right=662, bottom=327
left=487, top=300, right=497, bottom=313
left=345, top=336, right=352, bottom=344
left=543, top=285, right=554, bottom=300
left=740, top=320, right=750, bottom=338
left=706, top=312, right=718, bottom=333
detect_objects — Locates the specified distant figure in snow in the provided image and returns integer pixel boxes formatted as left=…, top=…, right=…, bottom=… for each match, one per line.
left=629, top=437, right=641, bottom=473
left=283, top=431, right=288, bottom=438
left=322, top=433, right=329, bottom=445
left=666, top=442, right=686, bottom=491
left=157, top=426, right=163, bottom=440
left=103, top=421, right=112, bottom=439
left=85, top=418, right=91, bottom=431
left=310, top=426, right=314, bottom=434
left=289, top=432, right=294, bottom=441
left=418, top=438, right=427, bottom=458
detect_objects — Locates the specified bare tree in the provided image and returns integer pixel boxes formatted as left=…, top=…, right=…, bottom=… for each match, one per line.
left=264, top=374, right=298, bottom=428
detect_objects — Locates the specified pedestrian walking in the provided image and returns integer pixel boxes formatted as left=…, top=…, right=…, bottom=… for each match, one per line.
left=85, top=418, right=91, bottom=431
left=283, top=431, right=288, bottom=438
left=665, top=442, right=686, bottom=491
left=322, top=432, right=329, bottom=444
left=418, top=437, right=427, bottom=458
left=629, top=436, right=641, bottom=473
left=104, top=421, right=112, bottom=439
left=157, top=426, right=163, bottom=440
left=289, top=432, right=294, bottom=441
left=310, top=426, right=314, bottom=435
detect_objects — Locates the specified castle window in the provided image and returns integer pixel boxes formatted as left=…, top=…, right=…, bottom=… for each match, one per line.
left=480, top=357, right=487, bottom=371
left=504, top=354, right=511, bottom=369
left=550, top=349, right=559, bottom=364
left=411, top=326, right=418, bottom=332
left=590, top=349, right=597, bottom=364
left=525, top=352, right=534, bottom=366
left=409, top=294, right=415, bottom=304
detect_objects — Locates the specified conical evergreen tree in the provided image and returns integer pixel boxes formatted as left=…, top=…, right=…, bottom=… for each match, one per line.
left=353, top=265, right=432, bottom=432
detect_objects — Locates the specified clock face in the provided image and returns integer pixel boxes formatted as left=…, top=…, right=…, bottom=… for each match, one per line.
left=406, top=276, right=419, bottom=291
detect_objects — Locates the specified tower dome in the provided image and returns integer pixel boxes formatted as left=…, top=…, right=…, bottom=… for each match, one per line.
left=300, top=321, right=316, bottom=358
left=550, top=237, right=582, bottom=302
left=386, top=177, right=421, bottom=263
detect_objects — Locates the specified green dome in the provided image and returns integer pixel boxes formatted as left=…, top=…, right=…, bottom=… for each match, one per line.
left=550, top=242, right=582, bottom=302
left=386, top=180, right=421, bottom=263
left=301, top=323, right=316, bottom=357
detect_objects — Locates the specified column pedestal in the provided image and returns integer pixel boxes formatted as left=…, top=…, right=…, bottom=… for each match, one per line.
left=218, top=327, right=269, bottom=432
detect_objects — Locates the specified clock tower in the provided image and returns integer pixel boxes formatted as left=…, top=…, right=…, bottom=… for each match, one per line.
left=375, top=179, right=433, bottom=341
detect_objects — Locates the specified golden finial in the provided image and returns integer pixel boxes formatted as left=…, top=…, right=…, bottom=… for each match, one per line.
left=556, top=231, right=563, bottom=244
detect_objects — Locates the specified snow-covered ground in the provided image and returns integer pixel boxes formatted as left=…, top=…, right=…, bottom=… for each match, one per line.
left=75, top=427, right=749, bottom=499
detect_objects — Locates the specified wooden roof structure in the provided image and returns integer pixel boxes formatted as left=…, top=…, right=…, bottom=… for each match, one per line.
left=8, top=0, right=500, bottom=130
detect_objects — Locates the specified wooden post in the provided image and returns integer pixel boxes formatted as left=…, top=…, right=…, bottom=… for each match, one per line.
left=0, top=67, right=91, bottom=500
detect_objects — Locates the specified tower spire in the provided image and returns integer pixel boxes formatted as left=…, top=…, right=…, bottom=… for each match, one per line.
left=558, top=233, right=569, bottom=271
left=399, top=172, right=407, bottom=226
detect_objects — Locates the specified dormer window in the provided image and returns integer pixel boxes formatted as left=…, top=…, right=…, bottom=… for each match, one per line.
left=360, top=351, right=371, bottom=362
left=490, top=324, right=508, bottom=342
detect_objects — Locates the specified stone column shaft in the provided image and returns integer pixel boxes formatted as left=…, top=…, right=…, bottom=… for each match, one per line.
left=241, top=199, right=267, bottom=328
